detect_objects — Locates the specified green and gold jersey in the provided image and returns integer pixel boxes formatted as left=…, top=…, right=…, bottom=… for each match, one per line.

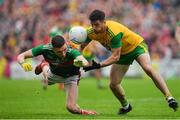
left=32, top=44, right=81, bottom=78
left=86, top=20, right=144, bottom=55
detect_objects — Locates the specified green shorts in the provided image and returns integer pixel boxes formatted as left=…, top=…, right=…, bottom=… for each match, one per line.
left=116, top=41, right=148, bottom=65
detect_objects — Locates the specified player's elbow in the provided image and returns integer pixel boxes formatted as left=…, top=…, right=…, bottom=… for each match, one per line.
left=17, top=54, right=24, bottom=63
left=113, top=55, right=120, bottom=62
left=112, top=49, right=121, bottom=62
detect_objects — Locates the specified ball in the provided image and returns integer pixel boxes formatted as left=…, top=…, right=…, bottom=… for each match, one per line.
left=69, top=26, right=87, bottom=44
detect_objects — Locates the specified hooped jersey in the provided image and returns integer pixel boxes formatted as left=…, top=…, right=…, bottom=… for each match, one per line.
left=32, top=43, right=81, bottom=77
left=86, top=20, right=144, bottom=55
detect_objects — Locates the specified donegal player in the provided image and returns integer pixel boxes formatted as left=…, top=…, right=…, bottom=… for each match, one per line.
left=82, top=9, right=178, bottom=114
left=17, top=35, right=97, bottom=115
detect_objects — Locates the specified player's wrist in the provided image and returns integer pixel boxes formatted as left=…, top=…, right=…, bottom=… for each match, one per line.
left=91, top=60, right=101, bottom=69
left=98, top=62, right=101, bottom=67
left=94, top=61, right=101, bottom=68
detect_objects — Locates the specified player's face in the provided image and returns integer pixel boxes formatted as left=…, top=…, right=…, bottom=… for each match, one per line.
left=53, top=44, right=67, bottom=58
left=91, top=20, right=106, bottom=33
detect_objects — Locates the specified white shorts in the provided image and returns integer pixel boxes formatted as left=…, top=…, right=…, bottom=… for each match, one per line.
left=47, top=70, right=80, bottom=85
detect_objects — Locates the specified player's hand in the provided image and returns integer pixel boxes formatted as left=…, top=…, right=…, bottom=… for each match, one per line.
left=73, top=59, right=83, bottom=67
left=21, top=62, right=33, bottom=72
left=83, top=60, right=101, bottom=72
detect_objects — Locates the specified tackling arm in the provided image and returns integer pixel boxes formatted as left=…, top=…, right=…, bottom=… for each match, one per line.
left=83, top=47, right=121, bottom=72
left=100, top=47, right=121, bottom=67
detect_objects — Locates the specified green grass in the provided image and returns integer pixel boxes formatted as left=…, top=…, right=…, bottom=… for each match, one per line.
left=0, top=77, right=180, bottom=119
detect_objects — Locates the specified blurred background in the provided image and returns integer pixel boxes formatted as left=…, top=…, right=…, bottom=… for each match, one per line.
left=0, top=0, right=180, bottom=80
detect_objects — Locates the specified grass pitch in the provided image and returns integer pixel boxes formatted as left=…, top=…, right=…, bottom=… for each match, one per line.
left=0, top=77, right=179, bottom=119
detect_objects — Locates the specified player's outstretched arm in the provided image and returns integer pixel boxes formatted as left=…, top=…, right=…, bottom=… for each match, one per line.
left=17, top=49, right=34, bottom=72
left=83, top=47, right=121, bottom=72
left=100, top=47, right=121, bottom=67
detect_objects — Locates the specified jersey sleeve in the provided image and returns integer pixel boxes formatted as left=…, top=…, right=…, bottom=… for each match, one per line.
left=31, top=45, right=44, bottom=56
left=111, top=32, right=123, bottom=48
left=70, top=49, right=81, bottom=59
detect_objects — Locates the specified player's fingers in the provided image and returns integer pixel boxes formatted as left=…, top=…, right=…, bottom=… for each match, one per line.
left=28, top=64, right=33, bottom=71
left=24, top=65, right=28, bottom=71
left=27, top=64, right=33, bottom=71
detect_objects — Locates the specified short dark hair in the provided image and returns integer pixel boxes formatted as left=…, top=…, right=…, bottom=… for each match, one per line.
left=51, top=35, right=65, bottom=48
left=89, top=9, right=105, bottom=22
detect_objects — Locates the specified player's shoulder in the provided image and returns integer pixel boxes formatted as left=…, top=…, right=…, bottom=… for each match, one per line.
left=32, top=43, right=52, bottom=50
left=40, top=43, right=53, bottom=50
left=106, top=20, right=124, bottom=29
left=106, top=20, right=126, bottom=35
left=106, top=20, right=120, bottom=25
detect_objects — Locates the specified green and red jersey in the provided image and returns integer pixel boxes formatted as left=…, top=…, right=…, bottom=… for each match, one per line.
left=32, top=44, right=81, bottom=78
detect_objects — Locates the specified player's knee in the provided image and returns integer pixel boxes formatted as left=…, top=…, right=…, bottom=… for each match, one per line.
left=109, top=82, right=117, bottom=90
left=143, top=65, right=154, bottom=76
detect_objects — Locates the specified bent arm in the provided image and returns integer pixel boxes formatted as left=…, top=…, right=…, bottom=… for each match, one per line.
left=17, top=49, right=33, bottom=64
left=100, top=47, right=121, bottom=68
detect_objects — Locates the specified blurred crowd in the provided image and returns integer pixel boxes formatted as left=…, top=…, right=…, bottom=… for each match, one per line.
left=0, top=0, right=180, bottom=78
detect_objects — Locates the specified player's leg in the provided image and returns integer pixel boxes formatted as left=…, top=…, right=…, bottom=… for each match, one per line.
left=41, top=64, right=50, bottom=89
left=65, top=83, right=81, bottom=114
left=65, top=83, right=97, bottom=115
left=34, top=60, right=50, bottom=89
left=35, top=60, right=58, bottom=89
left=35, top=60, right=48, bottom=75
left=136, top=53, right=178, bottom=111
left=64, top=76, right=97, bottom=115
left=136, top=53, right=171, bottom=96
left=110, top=64, right=132, bottom=114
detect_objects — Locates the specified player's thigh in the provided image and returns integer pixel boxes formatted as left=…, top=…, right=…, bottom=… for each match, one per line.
left=65, top=83, right=78, bottom=105
left=110, top=64, right=129, bottom=84
left=135, top=53, right=152, bottom=71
